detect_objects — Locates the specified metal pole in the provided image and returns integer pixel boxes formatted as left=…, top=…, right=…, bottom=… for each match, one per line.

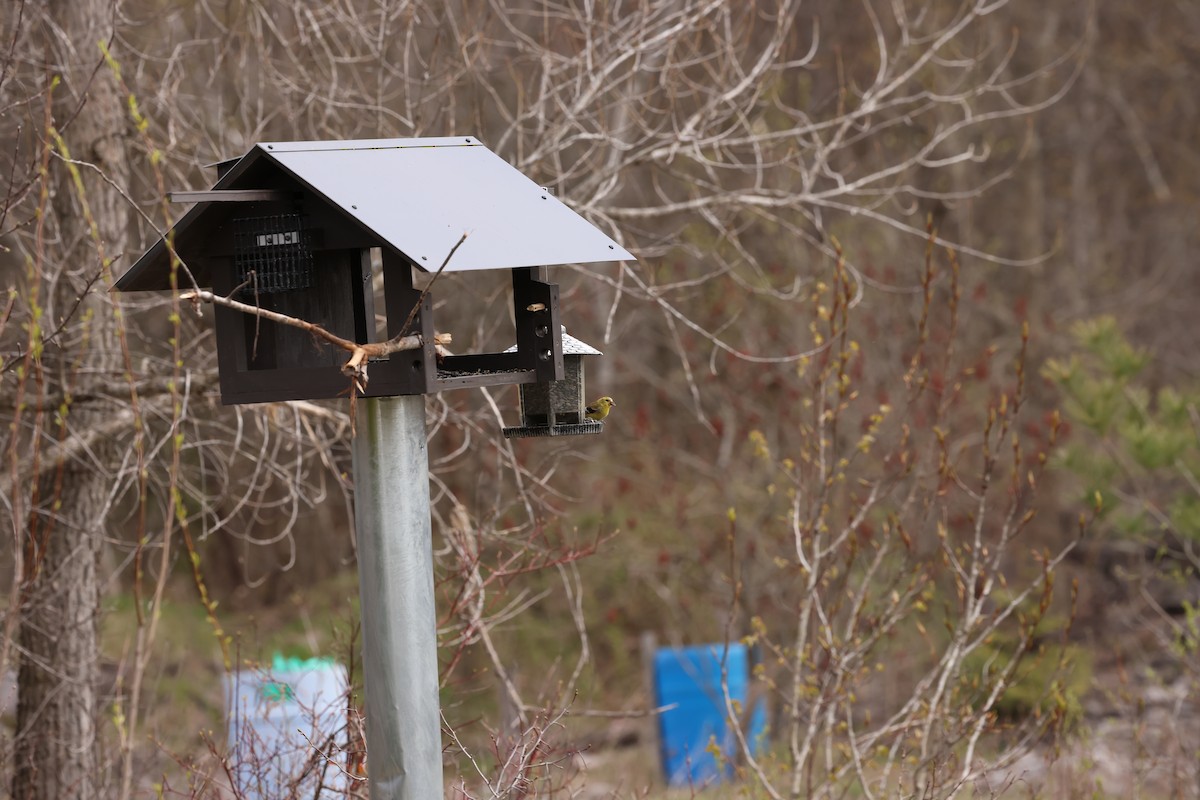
left=352, top=395, right=443, bottom=799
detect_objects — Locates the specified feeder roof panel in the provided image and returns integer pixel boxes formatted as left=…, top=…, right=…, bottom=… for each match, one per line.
left=115, top=136, right=634, bottom=291
left=262, top=137, right=633, bottom=271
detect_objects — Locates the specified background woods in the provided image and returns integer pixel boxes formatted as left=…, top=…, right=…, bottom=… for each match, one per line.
left=1, top=0, right=1198, bottom=797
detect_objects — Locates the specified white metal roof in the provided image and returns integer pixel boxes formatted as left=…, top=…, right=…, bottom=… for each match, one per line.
left=116, top=136, right=635, bottom=291
left=259, top=137, right=634, bottom=272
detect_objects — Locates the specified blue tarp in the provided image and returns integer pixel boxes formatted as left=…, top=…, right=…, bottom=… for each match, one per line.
left=654, top=643, right=767, bottom=788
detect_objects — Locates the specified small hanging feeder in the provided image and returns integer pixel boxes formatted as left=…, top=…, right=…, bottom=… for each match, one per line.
left=502, top=327, right=603, bottom=438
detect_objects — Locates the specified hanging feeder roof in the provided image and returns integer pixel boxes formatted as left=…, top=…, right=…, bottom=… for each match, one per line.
left=116, top=136, right=634, bottom=291
left=503, top=327, right=602, bottom=356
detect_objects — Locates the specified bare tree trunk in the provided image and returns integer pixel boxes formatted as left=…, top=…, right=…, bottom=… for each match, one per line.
left=13, top=477, right=108, bottom=799
left=12, top=1, right=129, bottom=797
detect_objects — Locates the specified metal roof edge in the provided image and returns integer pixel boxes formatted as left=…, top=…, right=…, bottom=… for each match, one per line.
left=257, top=136, right=482, bottom=153
left=202, top=156, right=240, bottom=170
left=113, top=146, right=267, bottom=291
left=112, top=202, right=205, bottom=291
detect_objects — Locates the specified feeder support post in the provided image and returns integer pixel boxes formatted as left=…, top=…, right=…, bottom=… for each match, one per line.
left=352, top=395, right=444, bottom=799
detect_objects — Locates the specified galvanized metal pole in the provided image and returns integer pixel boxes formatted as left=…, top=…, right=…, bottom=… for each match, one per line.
left=352, top=395, right=443, bottom=799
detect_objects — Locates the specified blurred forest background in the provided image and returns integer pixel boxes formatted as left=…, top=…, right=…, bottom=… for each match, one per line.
left=2, top=0, right=1200, bottom=797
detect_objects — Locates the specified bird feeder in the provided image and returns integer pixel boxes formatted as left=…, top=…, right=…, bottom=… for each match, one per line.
left=502, top=327, right=603, bottom=438
left=117, top=137, right=636, bottom=800
left=114, top=137, right=633, bottom=408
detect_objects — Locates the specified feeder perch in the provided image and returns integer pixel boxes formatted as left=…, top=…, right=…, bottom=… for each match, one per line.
left=113, top=137, right=634, bottom=406
left=502, top=327, right=603, bottom=438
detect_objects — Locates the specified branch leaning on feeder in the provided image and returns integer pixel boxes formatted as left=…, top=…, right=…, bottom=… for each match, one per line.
left=178, top=287, right=452, bottom=391
left=180, top=232, right=467, bottom=393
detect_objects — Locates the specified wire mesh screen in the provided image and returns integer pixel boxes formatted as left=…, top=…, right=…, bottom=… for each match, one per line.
left=233, top=214, right=314, bottom=294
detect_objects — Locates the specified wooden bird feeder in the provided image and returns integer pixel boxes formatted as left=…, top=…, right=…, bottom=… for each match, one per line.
left=114, top=137, right=633, bottom=408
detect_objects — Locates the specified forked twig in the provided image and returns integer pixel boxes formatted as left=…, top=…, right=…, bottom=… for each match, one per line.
left=179, top=234, right=469, bottom=391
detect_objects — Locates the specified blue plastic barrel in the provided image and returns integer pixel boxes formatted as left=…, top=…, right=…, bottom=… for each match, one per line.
left=653, top=643, right=767, bottom=788
left=225, top=656, right=348, bottom=799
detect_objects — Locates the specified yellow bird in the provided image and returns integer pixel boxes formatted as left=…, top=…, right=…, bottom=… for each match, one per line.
left=585, top=396, right=616, bottom=421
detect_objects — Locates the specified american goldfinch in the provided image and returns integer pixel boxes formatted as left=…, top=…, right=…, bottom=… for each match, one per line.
left=585, top=396, right=616, bottom=421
